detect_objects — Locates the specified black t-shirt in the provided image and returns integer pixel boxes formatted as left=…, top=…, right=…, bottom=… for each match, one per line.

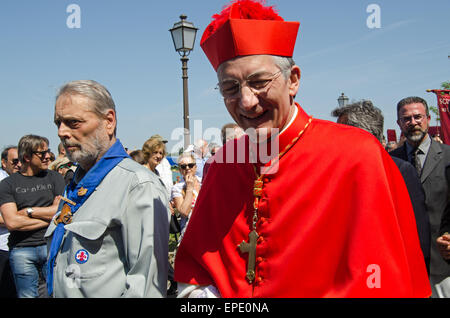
left=0, top=170, right=65, bottom=249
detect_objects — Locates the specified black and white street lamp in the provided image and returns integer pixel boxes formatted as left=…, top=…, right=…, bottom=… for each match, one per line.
left=170, top=15, right=198, bottom=149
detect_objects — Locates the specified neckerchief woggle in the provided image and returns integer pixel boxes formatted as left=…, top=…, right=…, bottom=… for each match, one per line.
left=47, top=139, right=130, bottom=296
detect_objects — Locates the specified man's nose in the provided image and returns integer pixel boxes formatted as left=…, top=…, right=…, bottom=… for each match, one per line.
left=410, top=117, right=421, bottom=125
left=239, top=86, right=259, bottom=111
left=43, top=151, right=52, bottom=160
left=57, top=123, right=71, bottom=140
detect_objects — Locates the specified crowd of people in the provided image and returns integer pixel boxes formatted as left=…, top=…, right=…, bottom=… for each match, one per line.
left=0, top=0, right=449, bottom=298
left=0, top=111, right=243, bottom=298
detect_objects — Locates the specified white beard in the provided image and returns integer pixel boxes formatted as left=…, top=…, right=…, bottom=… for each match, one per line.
left=64, top=127, right=110, bottom=170
left=405, top=127, right=427, bottom=145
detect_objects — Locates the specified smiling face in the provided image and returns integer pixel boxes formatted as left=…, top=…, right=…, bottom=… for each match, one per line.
left=178, top=155, right=197, bottom=179
left=142, top=138, right=166, bottom=172
left=54, top=94, right=116, bottom=171
left=148, top=146, right=164, bottom=171
left=217, top=55, right=300, bottom=140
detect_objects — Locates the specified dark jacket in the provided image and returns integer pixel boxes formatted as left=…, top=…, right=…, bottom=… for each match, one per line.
left=390, top=138, right=450, bottom=276
left=390, top=156, right=430, bottom=273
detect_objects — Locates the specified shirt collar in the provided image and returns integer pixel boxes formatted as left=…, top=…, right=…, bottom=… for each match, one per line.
left=277, top=103, right=310, bottom=153
left=245, top=103, right=311, bottom=170
left=279, top=105, right=298, bottom=135
left=406, top=134, right=431, bottom=155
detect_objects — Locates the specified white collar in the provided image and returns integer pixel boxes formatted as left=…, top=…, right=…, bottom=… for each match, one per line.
left=280, top=105, right=298, bottom=135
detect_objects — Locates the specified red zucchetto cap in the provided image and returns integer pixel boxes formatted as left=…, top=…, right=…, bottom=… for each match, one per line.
left=200, top=0, right=300, bottom=71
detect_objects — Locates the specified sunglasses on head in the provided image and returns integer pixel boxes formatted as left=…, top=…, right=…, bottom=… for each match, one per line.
left=179, top=163, right=196, bottom=170
left=57, top=162, right=73, bottom=170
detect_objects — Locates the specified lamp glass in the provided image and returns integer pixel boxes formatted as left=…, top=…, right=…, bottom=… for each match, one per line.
left=183, top=27, right=197, bottom=50
left=338, top=93, right=348, bottom=107
left=170, top=26, right=183, bottom=51
left=170, top=19, right=198, bottom=54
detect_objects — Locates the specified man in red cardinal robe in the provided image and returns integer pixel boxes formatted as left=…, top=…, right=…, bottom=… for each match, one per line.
left=174, top=0, right=431, bottom=298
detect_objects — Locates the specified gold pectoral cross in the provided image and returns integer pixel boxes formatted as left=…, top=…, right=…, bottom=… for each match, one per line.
left=238, top=230, right=259, bottom=283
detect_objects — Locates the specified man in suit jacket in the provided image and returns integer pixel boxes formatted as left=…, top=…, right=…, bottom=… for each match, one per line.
left=332, top=100, right=430, bottom=273
left=390, top=96, right=450, bottom=297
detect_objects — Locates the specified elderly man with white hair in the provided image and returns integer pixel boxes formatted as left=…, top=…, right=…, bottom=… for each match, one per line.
left=46, top=80, right=170, bottom=298
left=174, top=0, right=431, bottom=298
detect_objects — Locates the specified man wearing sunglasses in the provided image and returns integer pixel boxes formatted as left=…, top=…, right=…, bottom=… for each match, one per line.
left=0, top=135, right=65, bottom=297
left=174, top=0, right=431, bottom=298
left=46, top=80, right=169, bottom=298
left=1, top=146, right=21, bottom=177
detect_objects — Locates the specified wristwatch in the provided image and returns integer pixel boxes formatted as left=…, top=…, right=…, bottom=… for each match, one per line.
left=26, top=208, right=34, bottom=218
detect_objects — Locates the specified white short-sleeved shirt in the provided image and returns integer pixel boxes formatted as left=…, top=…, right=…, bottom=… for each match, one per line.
left=170, top=176, right=202, bottom=236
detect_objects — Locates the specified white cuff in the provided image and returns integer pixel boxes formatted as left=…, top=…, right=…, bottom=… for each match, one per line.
left=177, top=283, right=221, bottom=298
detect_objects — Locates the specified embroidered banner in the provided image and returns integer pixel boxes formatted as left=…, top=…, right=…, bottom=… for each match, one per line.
left=427, top=89, right=450, bottom=145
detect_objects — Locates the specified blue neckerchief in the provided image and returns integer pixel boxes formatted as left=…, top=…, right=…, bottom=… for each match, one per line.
left=47, top=139, right=129, bottom=296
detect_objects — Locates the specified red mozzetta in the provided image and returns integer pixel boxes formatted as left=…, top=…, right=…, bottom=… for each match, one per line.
left=174, top=104, right=431, bottom=298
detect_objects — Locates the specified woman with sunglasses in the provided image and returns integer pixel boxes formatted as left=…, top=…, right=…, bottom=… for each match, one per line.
left=171, top=153, right=202, bottom=241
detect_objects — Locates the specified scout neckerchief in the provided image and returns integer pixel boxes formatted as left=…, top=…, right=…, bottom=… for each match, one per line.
left=47, top=139, right=130, bottom=296
left=238, top=117, right=313, bottom=283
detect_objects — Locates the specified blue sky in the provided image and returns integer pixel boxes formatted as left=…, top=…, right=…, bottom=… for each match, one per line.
left=0, top=0, right=449, bottom=154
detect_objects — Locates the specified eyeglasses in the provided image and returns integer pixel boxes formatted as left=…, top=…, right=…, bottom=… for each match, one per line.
left=11, top=159, right=20, bottom=165
left=33, top=149, right=51, bottom=159
left=179, top=163, right=196, bottom=170
left=216, top=70, right=282, bottom=99
left=399, top=114, right=427, bottom=124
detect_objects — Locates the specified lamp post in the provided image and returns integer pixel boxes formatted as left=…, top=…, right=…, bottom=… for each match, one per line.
left=337, top=93, right=349, bottom=108
left=170, top=15, right=198, bottom=150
